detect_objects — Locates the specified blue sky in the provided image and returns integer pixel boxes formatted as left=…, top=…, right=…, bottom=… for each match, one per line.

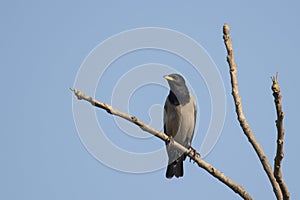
left=1, top=1, right=299, bottom=199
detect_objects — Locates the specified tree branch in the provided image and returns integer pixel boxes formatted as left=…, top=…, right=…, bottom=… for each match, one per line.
left=222, top=24, right=283, bottom=200
left=70, top=88, right=253, bottom=200
left=271, top=73, right=290, bottom=200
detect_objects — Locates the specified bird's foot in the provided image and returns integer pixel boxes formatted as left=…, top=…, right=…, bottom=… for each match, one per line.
left=188, top=147, right=200, bottom=163
left=165, top=136, right=174, bottom=145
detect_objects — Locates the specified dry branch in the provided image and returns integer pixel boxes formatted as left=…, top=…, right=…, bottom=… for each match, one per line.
left=223, top=24, right=283, bottom=200
left=70, top=88, right=253, bottom=200
left=272, top=73, right=290, bottom=200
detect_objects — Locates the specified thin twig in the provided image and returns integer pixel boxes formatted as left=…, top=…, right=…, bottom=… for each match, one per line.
left=271, top=73, right=290, bottom=200
left=70, top=88, right=253, bottom=200
left=222, top=24, right=283, bottom=200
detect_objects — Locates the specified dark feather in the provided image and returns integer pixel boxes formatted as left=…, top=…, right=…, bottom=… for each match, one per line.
left=164, top=97, right=181, bottom=138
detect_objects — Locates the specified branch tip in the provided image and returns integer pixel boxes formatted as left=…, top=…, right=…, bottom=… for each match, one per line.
left=223, top=23, right=230, bottom=35
left=272, top=72, right=279, bottom=83
left=272, top=72, right=281, bottom=93
left=70, top=88, right=84, bottom=100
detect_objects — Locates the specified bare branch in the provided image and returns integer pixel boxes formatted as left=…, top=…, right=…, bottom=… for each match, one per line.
left=271, top=73, right=290, bottom=200
left=70, top=88, right=253, bottom=200
left=222, top=24, right=283, bottom=200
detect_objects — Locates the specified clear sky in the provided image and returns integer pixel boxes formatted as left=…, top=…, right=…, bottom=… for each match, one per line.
left=1, top=1, right=299, bottom=199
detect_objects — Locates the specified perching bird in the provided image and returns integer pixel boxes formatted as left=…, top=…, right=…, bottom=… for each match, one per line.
left=163, top=73, right=197, bottom=178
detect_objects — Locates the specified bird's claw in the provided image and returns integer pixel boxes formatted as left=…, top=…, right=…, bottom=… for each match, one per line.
left=166, top=136, right=174, bottom=145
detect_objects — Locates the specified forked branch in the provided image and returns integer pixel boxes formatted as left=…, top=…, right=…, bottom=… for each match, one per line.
left=223, top=24, right=283, bottom=200
left=71, top=24, right=290, bottom=200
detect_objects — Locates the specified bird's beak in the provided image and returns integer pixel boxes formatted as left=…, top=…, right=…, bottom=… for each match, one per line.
left=164, top=75, right=174, bottom=81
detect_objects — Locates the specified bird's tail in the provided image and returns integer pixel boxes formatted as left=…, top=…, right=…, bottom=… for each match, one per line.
left=166, top=158, right=184, bottom=179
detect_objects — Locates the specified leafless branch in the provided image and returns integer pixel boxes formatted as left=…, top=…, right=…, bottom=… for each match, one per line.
left=70, top=88, right=253, bottom=200
left=222, top=24, right=283, bottom=200
left=271, top=73, right=290, bottom=200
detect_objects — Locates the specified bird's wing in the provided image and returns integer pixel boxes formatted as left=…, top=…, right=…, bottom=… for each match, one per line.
left=190, top=94, right=197, bottom=142
left=189, top=95, right=197, bottom=145
left=164, top=97, right=181, bottom=138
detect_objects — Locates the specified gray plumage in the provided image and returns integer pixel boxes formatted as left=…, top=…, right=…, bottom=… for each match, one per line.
left=163, top=73, right=197, bottom=178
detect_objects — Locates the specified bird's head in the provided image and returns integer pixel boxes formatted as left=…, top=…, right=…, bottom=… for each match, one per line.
left=164, top=73, right=187, bottom=91
left=164, top=73, right=190, bottom=105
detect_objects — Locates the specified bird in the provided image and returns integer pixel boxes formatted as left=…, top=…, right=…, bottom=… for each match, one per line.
left=163, top=73, right=197, bottom=178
